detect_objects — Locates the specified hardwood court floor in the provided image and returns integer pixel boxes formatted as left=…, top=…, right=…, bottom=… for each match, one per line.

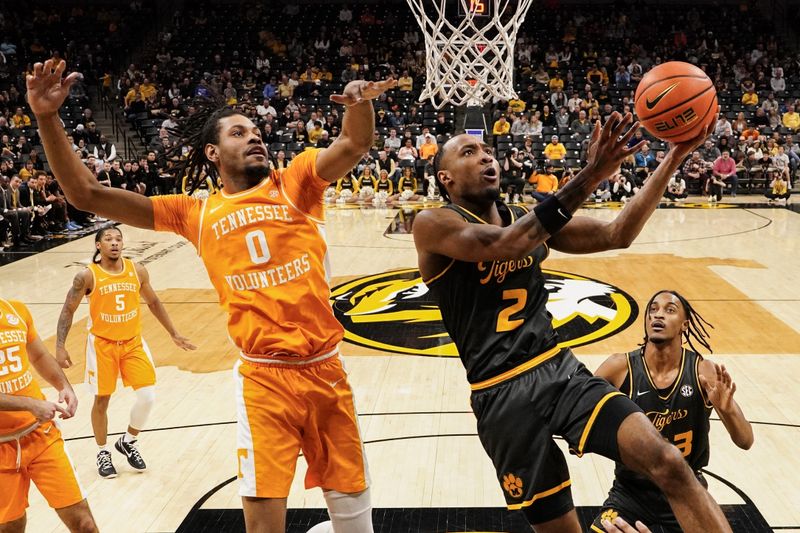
left=3, top=198, right=799, bottom=532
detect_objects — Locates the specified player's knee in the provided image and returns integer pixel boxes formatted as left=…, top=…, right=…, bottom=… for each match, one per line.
left=73, top=515, right=98, bottom=533
left=647, top=443, right=691, bottom=494
left=135, top=385, right=156, bottom=406
left=93, top=395, right=110, bottom=410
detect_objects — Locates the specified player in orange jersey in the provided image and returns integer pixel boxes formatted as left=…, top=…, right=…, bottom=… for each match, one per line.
left=55, top=227, right=196, bottom=478
left=0, top=297, right=98, bottom=532
left=29, top=59, right=395, bottom=532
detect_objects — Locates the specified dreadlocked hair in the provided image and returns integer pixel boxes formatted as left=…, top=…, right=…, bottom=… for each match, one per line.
left=165, top=92, right=246, bottom=195
left=432, top=147, right=450, bottom=202
left=93, top=227, right=123, bottom=264
left=641, top=290, right=714, bottom=354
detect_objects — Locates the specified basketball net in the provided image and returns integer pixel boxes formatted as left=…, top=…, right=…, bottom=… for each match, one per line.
left=406, top=0, right=533, bottom=108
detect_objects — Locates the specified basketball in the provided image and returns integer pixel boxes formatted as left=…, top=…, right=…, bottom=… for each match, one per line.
left=634, top=61, right=718, bottom=143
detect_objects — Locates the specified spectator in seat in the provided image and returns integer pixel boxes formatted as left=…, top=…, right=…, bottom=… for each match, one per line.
left=712, top=150, right=738, bottom=197
left=783, top=105, right=800, bottom=132
left=543, top=134, right=567, bottom=165
left=683, top=151, right=712, bottom=191
left=741, top=88, right=758, bottom=107
left=528, top=164, right=559, bottom=202
left=492, top=115, right=510, bottom=136
left=11, top=107, right=31, bottom=128
left=715, top=115, right=733, bottom=138
left=700, top=139, right=721, bottom=162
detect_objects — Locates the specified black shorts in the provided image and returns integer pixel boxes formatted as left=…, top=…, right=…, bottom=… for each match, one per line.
left=470, top=349, right=641, bottom=525
left=590, top=473, right=708, bottom=533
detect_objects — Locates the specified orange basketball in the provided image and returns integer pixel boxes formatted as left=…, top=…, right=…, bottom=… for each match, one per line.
left=634, top=61, right=718, bottom=143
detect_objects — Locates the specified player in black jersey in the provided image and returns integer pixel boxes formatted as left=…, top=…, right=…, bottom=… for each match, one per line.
left=412, top=113, right=732, bottom=533
left=592, top=291, right=752, bottom=533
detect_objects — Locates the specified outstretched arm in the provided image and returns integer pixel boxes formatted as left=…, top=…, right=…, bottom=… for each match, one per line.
left=699, top=360, right=753, bottom=450
left=549, top=122, right=714, bottom=254
left=315, top=78, right=396, bottom=183
left=55, top=269, right=91, bottom=368
left=27, top=59, right=154, bottom=228
left=137, top=264, right=197, bottom=351
left=414, top=114, right=644, bottom=263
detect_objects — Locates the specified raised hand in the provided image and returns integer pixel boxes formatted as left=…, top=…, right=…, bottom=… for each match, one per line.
left=331, top=78, right=397, bottom=107
left=25, top=59, right=82, bottom=117
left=584, top=113, right=646, bottom=182
left=699, top=363, right=737, bottom=414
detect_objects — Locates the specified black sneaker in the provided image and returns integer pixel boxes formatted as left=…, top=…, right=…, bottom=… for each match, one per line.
left=115, top=436, right=147, bottom=471
left=97, top=450, right=117, bottom=478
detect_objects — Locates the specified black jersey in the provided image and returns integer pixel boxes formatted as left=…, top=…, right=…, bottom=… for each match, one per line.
left=338, top=177, right=356, bottom=191
left=398, top=176, right=417, bottom=191
left=375, top=179, right=392, bottom=193
left=615, top=347, right=712, bottom=489
left=425, top=201, right=557, bottom=384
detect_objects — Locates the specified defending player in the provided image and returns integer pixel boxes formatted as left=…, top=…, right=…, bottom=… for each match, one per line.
left=0, top=297, right=98, bottom=532
left=29, top=59, right=394, bottom=532
left=55, top=227, right=196, bottom=478
left=590, top=291, right=752, bottom=533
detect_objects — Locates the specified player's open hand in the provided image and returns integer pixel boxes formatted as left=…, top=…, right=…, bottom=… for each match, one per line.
left=171, top=333, right=197, bottom=351
left=668, top=119, right=716, bottom=159
left=602, top=517, right=652, bottom=533
left=584, top=113, right=645, bottom=182
left=25, top=59, right=82, bottom=117
left=331, top=78, right=397, bottom=107
left=699, top=362, right=736, bottom=414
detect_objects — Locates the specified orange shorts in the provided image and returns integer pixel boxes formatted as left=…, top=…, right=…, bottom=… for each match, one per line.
left=85, top=333, right=156, bottom=396
left=0, top=422, right=85, bottom=523
left=234, top=354, right=369, bottom=498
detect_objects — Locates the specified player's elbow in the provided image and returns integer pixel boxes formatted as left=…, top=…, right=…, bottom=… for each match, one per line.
left=64, top=182, right=102, bottom=211
left=735, top=430, right=754, bottom=450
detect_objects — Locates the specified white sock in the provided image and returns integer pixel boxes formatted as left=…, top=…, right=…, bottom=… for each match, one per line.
left=323, top=488, right=373, bottom=533
left=123, top=432, right=137, bottom=443
left=98, top=444, right=107, bottom=452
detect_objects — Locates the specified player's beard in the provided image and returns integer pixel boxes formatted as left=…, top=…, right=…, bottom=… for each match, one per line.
left=244, top=162, right=270, bottom=183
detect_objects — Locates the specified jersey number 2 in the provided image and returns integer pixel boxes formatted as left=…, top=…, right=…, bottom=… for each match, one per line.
left=496, top=289, right=527, bottom=332
left=245, top=230, right=271, bottom=265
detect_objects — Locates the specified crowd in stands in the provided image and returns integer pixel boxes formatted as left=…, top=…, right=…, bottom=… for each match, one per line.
left=0, top=3, right=152, bottom=250
left=2, top=2, right=800, bottom=252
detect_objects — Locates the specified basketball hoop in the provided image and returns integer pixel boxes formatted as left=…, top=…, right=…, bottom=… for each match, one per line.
left=405, top=0, right=534, bottom=108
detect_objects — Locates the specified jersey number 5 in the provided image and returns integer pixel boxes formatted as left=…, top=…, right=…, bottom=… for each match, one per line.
left=245, top=230, right=271, bottom=265
left=496, top=289, right=527, bottom=332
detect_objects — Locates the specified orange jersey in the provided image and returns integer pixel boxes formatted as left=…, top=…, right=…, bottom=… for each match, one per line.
left=86, top=259, right=142, bottom=341
left=0, top=299, right=44, bottom=434
left=152, top=148, right=344, bottom=360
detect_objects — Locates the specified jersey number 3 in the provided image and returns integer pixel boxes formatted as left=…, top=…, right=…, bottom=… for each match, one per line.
left=496, top=289, right=527, bottom=332
left=674, top=430, right=693, bottom=457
